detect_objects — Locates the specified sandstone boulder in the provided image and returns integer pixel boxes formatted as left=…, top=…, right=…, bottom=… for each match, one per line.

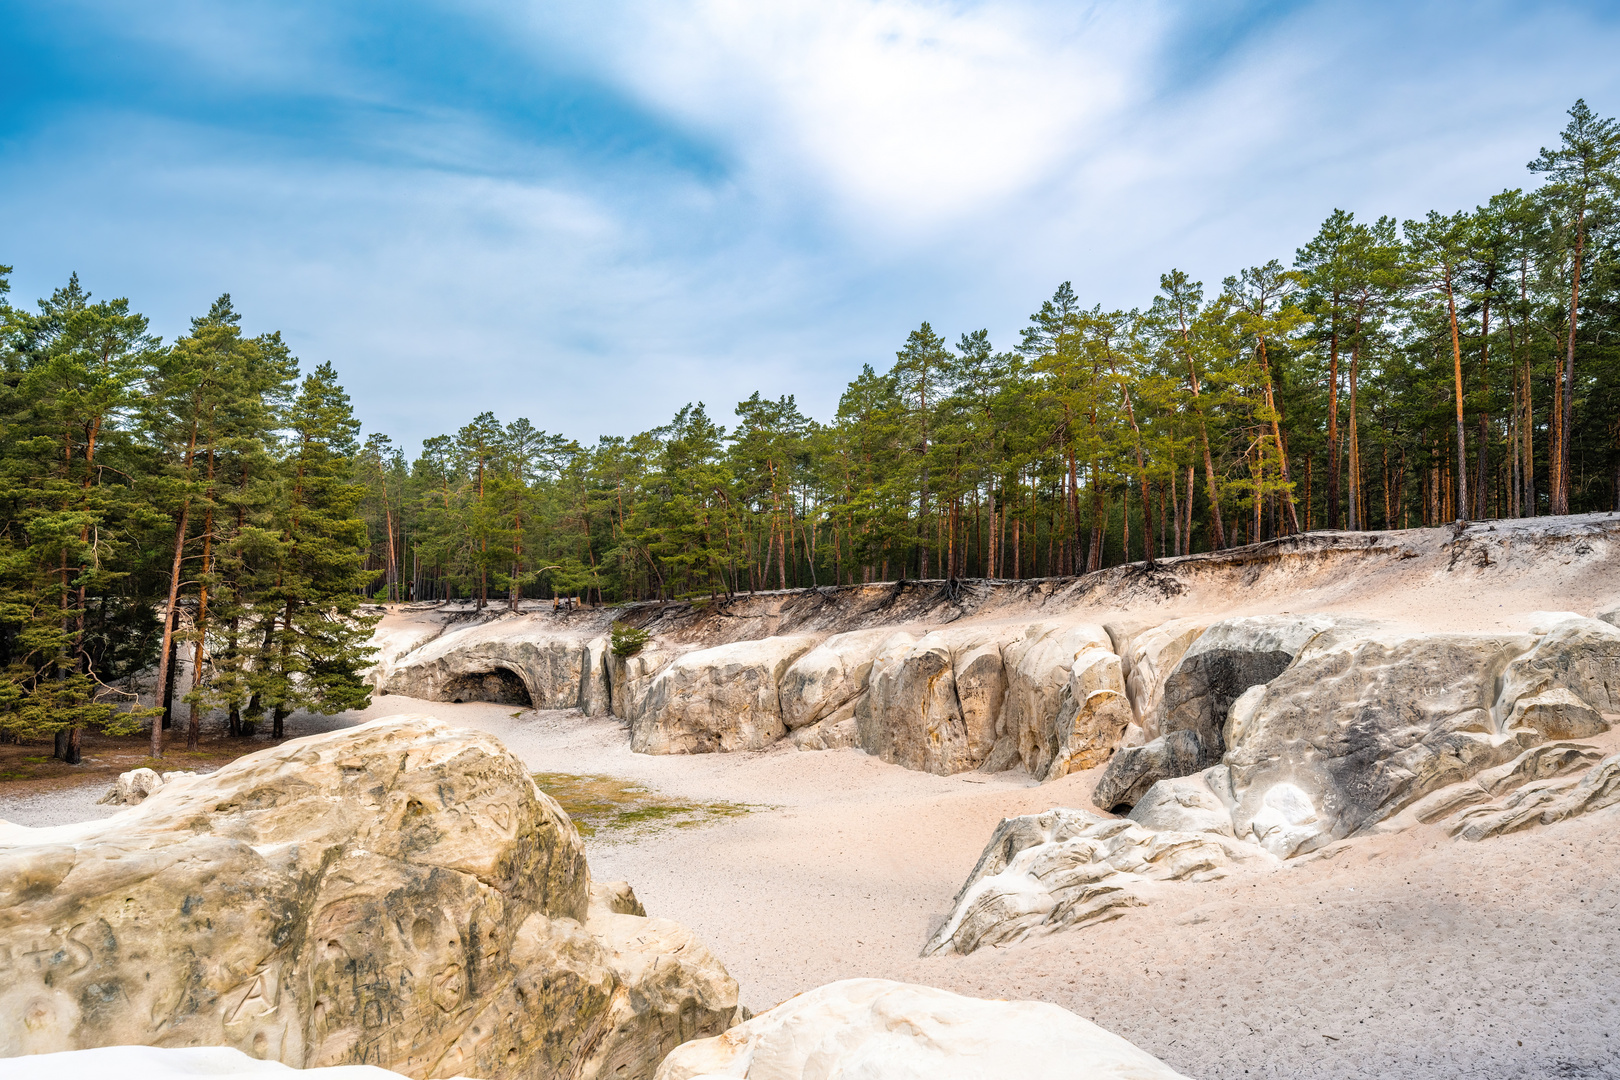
left=632, top=636, right=819, bottom=754
left=952, top=634, right=1009, bottom=762
left=608, top=645, right=683, bottom=722
left=578, top=634, right=612, bottom=716
left=1449, top=750, right=1620, bottom=841
left=1117, top=617, right=1208, bottom=738
left=1404, top=741, right=1606, bottom=824
left=1158, top=614, right=1371, bottom=771
left=1091, top=730, right=1202, bottom=812
left=0, top=716, right=741, bottom=1079
left=789, top=712, right=860, bottom=752
left=923, top=807, right=1263, bottom=956
left=1224, top=630, right=1544, bottom=853
left=1044, top=643, right=1132, bottom=781
left=95, top=766, right=195, bottom=806
left=1495, top=613, right=1620, bottom=721
left=1127, top=768, right=1236, bottom=837
left=654, top=978, right=1190, bottom=1080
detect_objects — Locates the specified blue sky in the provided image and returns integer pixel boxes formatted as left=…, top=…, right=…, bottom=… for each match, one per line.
left=4, top=1, right=1619, bottom=452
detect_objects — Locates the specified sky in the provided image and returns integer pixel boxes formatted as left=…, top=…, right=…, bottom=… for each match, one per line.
left=4, top=0, right=1619, bottom=453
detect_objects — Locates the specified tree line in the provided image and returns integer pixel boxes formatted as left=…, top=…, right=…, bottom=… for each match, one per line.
left=3, top=100, right=1617, bottom=755
left=381, top=102, right=1620, bottom=604
left=0, top=290, right=375, bottom=758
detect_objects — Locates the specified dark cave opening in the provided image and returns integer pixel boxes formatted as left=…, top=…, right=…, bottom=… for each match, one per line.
left=442, top=668, right=533, bottom=707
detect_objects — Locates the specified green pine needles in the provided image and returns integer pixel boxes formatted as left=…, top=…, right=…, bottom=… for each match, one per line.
left=610, top=623, right=651, bottom=658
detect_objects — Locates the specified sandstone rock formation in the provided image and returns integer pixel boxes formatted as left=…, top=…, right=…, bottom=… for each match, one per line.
left=607, top=643, right=684, bottom=723
left=1402, top=741, right=1606, bottom=824
left=855, top=627, right=1008, bottom=775
left=363, top=520, right=1620, bottom=794
left=631, top=636, right=819, bottom=754
left=776, top=628, right=895, bottom=731
left=1045, top=643, right=1132, bottom=779
left=923, top=808, right=1267, bottom=956
left=1447, top=750, right=1620, bottom=841
left=1115, top=616, right=1207, bottom=738
left=0, top=716, right=740, bottom=1079
left=995, top=622, right=1114, bottom=779
left=1091, top=730, right=1203, bottom=812
left=96, top=767, right=197, bottom=806
left=654, top=978, right=1190, bottom=1080
left=1158, top=614, right=1369, bottom=768
left=1090, top=615, right=1366, bottom=807
left=1126, top=767, right=1237, bottom=837
left=1219, top=627, right=1611, bottom=855
left=379, top=614, right=611, bottom=711
left=6, top=1045, right=431, bottom=1078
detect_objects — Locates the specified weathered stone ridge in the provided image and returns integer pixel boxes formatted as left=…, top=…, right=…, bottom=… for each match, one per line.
left=0, top=716, right=741, bottom=1080
left=930, top=614, right=1620, bottom=954
left=369, top=518, right=1620, bottom=789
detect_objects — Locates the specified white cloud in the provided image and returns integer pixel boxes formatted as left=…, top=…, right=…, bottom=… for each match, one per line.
left=521, top=0, right=1163, bottom=231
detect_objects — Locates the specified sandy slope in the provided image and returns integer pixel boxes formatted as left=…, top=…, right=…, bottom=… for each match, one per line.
left=11, top=695, right=1619, bottom=1080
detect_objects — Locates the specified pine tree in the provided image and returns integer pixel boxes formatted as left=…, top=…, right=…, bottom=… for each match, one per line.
left=254, top=362, right=377, bottom=738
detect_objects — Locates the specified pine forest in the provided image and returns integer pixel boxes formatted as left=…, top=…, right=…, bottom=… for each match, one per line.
left=4, top=101, right=1619, bottom=755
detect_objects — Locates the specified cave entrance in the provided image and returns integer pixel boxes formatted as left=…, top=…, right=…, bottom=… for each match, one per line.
left=443, top=668, right=533, bottom=707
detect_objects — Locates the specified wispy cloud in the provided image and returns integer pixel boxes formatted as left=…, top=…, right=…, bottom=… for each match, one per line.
left=3, top=1, right=1618, bottom=448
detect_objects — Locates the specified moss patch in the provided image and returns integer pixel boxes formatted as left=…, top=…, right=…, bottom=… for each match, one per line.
left=531, top=772, right=756, bottom=838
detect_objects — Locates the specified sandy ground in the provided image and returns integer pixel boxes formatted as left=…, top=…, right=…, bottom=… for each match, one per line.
left=9, top=694, right=1619, bottom=1080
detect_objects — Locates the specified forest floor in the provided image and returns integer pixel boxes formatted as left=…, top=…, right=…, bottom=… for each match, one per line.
left=7, top=695, right=1619, bottom=1080
left=0, top=730, right=272, bottom=793
left=0, top=719, right=354, bottom=823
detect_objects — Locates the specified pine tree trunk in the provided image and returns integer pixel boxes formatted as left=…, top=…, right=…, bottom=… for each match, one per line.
left=1256, top=335, right=1301, bottom=533
left=187, top=495, right=214, bottom=752
left=1476, top=289, right=1493, bottom=519
left=1555, top=207, right=1584, bottom=516
left=152, top=509, right=188, bottom=757
left=1348, top=344, right=1361, bottom=531
left=1170, top=468, right=1182, bottom=556
left=1446, top=273, right=1470, bottom=521
left=1326, top=329, right=1341, bottom=529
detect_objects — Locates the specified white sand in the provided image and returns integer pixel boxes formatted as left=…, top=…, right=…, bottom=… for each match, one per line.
left=11, top=695, right=1617, bottom=1079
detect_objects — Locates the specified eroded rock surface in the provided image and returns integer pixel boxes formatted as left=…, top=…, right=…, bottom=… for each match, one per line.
left=380, top=614, right=612, bottom=710
left=996, top=622, right=1115, bottom=778
left=777, top=628, right=894, bottom=731
left=0, top=716, right=740, bottom=1079
left=1158, top=615, right=1370, bottom=770
left=1045, top=643, right=1132, bottom=780
left=632, top=636, right=818, bottom=754
left=655, top=978, right=1189, bottom=1080
left=856, top=627, right=1009, bottom=775
left=1448, top=751, right=1620, bottom=841
left=1116, top=617, right=1207, bottom=739
left=1223, top=629, right=1581, bottom=854
left=923, top=808, right=1267, bottom=956
left=1092, top=730, right=1203, bottom=812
